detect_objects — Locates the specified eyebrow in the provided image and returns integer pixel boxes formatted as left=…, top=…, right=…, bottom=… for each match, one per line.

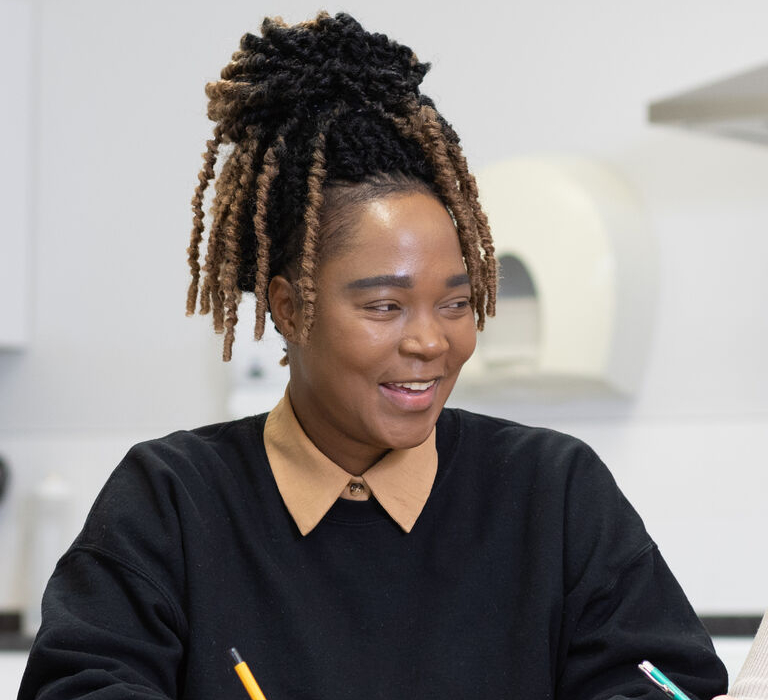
left=446, top=273, right=471, bottom=287
left=345, top=273, right=471, bottom=290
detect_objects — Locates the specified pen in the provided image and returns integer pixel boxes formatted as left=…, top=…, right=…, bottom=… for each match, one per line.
left=230, top=647, right=269, bottom=700
left=638, top=660, right=692, bottom=700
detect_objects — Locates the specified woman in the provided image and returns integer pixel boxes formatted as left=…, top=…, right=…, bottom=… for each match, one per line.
left=19, top=12, right=728, bottom=700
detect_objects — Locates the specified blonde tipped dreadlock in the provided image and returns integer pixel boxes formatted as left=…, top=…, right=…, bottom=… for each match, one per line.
left=294, top=132, right=326, bottom=343
left=186, top=11, right=497, bottom=361
left=250, top=138, right=282, bottom=341
left=186, top=125, right=222, bottom=317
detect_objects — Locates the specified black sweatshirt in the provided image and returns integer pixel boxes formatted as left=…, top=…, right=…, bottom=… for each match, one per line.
left=19, top=408, right=727, bottom=700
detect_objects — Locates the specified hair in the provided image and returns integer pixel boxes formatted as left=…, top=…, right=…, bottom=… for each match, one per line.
left=186, top=11, right=497, bottom=361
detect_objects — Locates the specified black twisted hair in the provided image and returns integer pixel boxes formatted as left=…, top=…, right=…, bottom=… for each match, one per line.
left=186, top=11, right=497, bottom=360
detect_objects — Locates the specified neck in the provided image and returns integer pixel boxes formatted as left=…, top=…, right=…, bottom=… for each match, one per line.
left=331, top=449, right=388, bottom=477
left=301, top=428, right=388, bottom=476
left=288, top=393, right=388, bottom=476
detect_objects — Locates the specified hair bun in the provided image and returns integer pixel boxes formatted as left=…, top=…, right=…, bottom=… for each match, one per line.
left=205, top=12, right=431, bottom=139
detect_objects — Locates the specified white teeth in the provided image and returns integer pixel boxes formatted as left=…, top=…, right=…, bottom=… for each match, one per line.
left=391, top=380, right=436, bottom=391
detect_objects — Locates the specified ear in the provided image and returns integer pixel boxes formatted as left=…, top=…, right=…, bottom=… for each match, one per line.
left=268, top=275, right=302, bottom=342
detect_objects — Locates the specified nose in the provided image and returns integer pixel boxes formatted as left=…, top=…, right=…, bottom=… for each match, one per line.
left=398, top=313, right=450, bottom=361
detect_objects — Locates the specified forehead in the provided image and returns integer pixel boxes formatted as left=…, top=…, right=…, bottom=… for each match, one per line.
left=324, top=192, right=464, bottom=273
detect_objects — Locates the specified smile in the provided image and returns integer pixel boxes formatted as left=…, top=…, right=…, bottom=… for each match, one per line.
left=388, top=379, right=436, bottom=391
left=378, top=379, right=440, bottom=412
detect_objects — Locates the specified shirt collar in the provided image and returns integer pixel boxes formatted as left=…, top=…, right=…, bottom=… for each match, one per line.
left=263, top=387, right=437, bottom=536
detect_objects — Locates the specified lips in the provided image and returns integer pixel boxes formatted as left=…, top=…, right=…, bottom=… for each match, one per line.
left=379, top=378, right=440, bottom=411
left=385, top=379, right=436, bottom=392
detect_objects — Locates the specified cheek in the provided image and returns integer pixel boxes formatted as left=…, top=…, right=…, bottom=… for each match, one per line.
left=451, top=321, right=477, bottom=366
left=314, top=318, right=394, bottom=374
left=344, top=313, right=398, bottom=349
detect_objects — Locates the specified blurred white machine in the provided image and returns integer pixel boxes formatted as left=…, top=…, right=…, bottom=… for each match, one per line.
left=459, top=156, right=657, bottom=399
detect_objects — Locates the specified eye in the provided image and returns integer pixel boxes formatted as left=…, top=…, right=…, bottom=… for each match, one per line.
left=365, top=302, right=401, bottom=313
left=441, top=298, right=471, bottom=311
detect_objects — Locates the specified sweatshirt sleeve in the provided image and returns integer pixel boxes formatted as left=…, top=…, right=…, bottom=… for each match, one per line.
left=17, top=441, right=191, bottom=700
left=730, top=610, right=768, bottom=699
left=554, top=444, right=728, bottom=700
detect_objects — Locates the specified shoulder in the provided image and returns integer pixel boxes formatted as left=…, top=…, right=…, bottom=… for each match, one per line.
left=113, top=414, right=267, bottom=489
left=436, top=407, right=639, bottom=532
left=438, top=409, right=652, bottom=590
left=437, top=407, right=605, bottom=485
left=126, top=414, right=266, bottom=465
left=439, top=406, right=592, bottom=448
left=75, top=415, right=269, bottom=546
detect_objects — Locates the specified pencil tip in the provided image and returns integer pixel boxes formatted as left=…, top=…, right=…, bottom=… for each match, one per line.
left=230, top=647, right=243, bottom=665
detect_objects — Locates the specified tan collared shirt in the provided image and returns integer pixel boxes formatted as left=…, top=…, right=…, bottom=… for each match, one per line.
left=263, top=388, right=437, bottom=535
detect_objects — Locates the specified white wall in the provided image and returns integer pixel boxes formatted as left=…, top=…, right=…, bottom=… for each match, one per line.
left=0, top=0, right=767, bottom=619
left=0, top=0, right=32, bottom=348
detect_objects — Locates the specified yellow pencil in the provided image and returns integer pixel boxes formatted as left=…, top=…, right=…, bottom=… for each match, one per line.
left=229, top=647, right=269, bottom=700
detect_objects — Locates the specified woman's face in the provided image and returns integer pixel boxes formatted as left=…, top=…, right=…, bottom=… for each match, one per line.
left=271, top=191, right=477, bottom=475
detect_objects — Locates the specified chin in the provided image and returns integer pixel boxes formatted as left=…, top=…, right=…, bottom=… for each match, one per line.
left=377, top=416, right=438, bottom=450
